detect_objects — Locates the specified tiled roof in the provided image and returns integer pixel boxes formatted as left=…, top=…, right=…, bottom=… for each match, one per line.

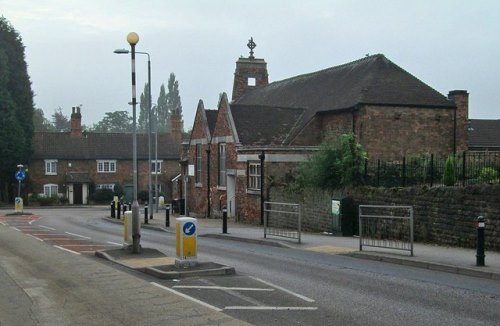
left=468, top=119, right=500, bottom=148
left=234, top=54, right=455, bottom=141
left=231, top=105, right=305, bottom=146
left=205, top=110, right=218, bottom=136
left=32, top=132, right=181, bottom=160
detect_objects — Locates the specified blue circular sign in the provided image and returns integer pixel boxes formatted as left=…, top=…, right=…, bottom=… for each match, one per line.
left=183, top=222, right=196, bottom=236
left=15, top=170, right=26, bottom=181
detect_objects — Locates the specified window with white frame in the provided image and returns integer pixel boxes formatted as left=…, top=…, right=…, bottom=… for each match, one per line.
left=151, top=160, right=163, bottom=174
left=96, top=184, right=115, bottom=190
left=45, top=160, right=57, bottom=175
left=218, top=143, right=226, bottom=186
left=97, top=160, right=116, bottom=173
left=43, top=184, right=58, bottom=197
left=248, top=162, right=261, bottom=190
left=195, top=144, right=202, bottom=183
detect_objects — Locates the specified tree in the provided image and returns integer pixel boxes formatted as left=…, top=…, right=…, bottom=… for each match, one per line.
left=442, top=155, right=457, bottom=186
left=0, top=17, right=34, bottom=202
left=51, top=107, right=70, bottom=131
left=291, top=133, right=367, bottom=192
left=90, top=111, right=132, bottom=132
left=166, top=73, right=182, bottom=117
left=138, top=83, right=149, bottom=133
left=156, top=84, right=170, bottom=132
left=33, top=108, right=55, bottom=131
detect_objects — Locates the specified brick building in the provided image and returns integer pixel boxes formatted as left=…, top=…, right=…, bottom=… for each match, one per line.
left=185, top=45, right=469, bottom=223
left=29, top=107, right=182, bottom=204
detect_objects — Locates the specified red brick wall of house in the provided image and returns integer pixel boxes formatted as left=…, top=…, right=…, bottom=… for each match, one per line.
left=357, top=105, right=455, bottom=159
left=448, top=90, right=469, bottom=153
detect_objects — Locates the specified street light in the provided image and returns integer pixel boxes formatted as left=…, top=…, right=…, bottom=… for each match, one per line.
left=124, top=32, right=141, bottom=253
left=114, top=48, right=154, bottom=221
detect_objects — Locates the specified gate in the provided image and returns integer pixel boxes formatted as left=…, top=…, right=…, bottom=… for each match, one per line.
left=264, top=202, right=301, bottom=244
left=359, top=205, right=414, bottom=256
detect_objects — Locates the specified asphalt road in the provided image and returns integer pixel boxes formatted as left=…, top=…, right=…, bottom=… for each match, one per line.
left=14, top=208, right=500, bottom=325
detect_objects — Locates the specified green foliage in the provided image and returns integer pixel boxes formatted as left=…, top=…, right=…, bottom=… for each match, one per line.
left=442, top=155, right=457, bottom=186
left=138, top=83, right=150, bottom=132
left=138, top=190, right=149, bottom=203
left=113, top=183, right=125, bottom=197
left=167, top=73, right=182, bottom=117
left=91, top=189, right=114, bottom=203
left=291, top=133, right=367, bottom=192
left=0, top=17, right=35, bottom=201
left=51, top=107, right=70, bottom=131
left=90, top=111, right=132, bottom=132
left=479, top=167, right=498, bottom=184
left=33, top=108, right=55, bottom=131
left=156, top=84, right=170, bottom=132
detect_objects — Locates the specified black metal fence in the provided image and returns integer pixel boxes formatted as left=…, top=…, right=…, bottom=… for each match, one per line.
left=364, top=151, right=500, bottom=187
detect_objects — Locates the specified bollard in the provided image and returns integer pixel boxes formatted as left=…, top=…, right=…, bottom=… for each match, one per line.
left=111, top=201, right=115, bottom=218
left=476, top=216, right=485, bottom=266
left=222, top=207, right=228, bottom=234
left=144, top=205, right=148, bottom=224
left=117, top=201, right=121, bottom=220
left=166, top=205, right=170, bottom=227
left=128, top=202, right=132, bottom=211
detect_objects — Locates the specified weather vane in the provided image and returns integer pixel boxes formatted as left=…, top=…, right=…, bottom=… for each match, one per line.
left=247, top=37, right=256, bottom=59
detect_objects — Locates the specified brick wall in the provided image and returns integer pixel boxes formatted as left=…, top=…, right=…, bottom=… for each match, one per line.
left=269, top=184, right=500, bottom=251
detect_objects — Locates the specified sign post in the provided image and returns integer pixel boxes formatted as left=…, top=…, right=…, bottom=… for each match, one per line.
left=175, top=217, right=198, bottom=267
left=15, top=167, right=26, bottom=214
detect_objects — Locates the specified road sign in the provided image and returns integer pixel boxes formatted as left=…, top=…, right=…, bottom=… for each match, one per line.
left=183, top=221, right=196, bottom=236
left=15, top=170, right=26, bottom=181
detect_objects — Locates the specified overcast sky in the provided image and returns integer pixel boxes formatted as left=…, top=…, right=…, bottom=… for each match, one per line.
left=2, top=0, right=499, bottom=129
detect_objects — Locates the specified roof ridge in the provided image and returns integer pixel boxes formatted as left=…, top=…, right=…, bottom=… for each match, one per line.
left=266, top=53, right=385, bottom=86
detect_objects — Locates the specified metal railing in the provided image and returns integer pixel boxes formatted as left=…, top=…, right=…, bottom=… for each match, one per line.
left=359, top=205, right=414, bottom=256
left=264, top=201, right=301, bottom=244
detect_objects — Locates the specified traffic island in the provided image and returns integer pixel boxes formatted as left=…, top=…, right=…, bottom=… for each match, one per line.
left=95, top=247, right=235, bottom=279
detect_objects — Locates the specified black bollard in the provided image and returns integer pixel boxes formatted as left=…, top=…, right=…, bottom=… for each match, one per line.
left=476, top=216, right=485, bottom=266
left=117, top=202, right=121, bottom=220
left=128, top=202, right=132, bottom=211
left=111, top=201, right=115, bottom=218
left=222, top=207, right=228, bottom=234
left=144, top=205, right=148, bottom=224
left=165, top=205, right=170, bottom=227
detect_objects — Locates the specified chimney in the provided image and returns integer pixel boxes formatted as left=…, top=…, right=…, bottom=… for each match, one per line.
left=70, top=106, right=82, bottom=138
left=448, top=90, right=469, bottom=153
left=231, top=37, right=269, bottom=101
left=170, top=112, right=183, bottom=143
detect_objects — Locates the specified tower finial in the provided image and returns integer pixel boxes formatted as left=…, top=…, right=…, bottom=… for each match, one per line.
left=247, top=37, right=256, bottom=59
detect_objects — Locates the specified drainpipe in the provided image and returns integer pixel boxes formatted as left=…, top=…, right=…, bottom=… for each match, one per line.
left=258, top=150, right=265, bottom=225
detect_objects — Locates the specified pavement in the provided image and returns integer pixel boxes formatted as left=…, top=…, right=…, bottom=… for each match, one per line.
left=99, top=209, right=500, bottom=281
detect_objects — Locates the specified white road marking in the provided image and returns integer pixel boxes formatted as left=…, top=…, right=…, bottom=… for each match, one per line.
left=150, top=282, right=222, bottom=312
left=54, top=245, right=81, bottom=255
left=27, top=234, right=44, bottom=242
left=107, top=241, right=122, bottom=246
left=0, top=221, right=6, bottom=226
left=65, top=232, right=91, bottom=239
left=250, top=276, right=315, bottom=303
left=224, top=306, right=318, bottom=311
left=10, top=227, right=21, bottom=231
left=39, top=225, right=56, bottom=231
left=173, top=285, right=274, bottom=291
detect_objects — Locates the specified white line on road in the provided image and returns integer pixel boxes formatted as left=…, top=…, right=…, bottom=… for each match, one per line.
left=0, top=221, right=6, bottom=226
left=250, top=276, right=315, bottom=303
left=39, top=225, right=56, bottom=231
left=54, top=245, right=81, bottom=255
left=224, top=306, right=318, bottom=311
left=28, top=234, right=44, bottom=242
left=65, top=232, right=91, bottom=239
left=10, top=227, right=21, bottom=231
left=150, top=282, right=222, bottom=312
left=107, top=241, right=122, bottom=246
left=173, top=285, right=274, bottom=291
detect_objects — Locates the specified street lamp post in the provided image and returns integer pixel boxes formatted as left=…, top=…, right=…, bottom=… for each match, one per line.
left=126, top=32, right=141, bottom=253
left=114, top=48, right=154, bottom=222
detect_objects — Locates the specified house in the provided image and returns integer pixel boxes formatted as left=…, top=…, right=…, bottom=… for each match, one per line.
left=185, top=42, right=470, bottom=223
left=29, top=106, right=182, bottom=204
left=468, top=119, right=500, bottom=151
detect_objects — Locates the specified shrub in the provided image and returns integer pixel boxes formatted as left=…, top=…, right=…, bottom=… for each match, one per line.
left=91, top=189, right=114, bottom=203
left=38, top=196, right=57, bottom=206
left=113, top=183, right=125, bottom=198
left=442, top=155, right=457, bottom=186
left=479, top=167, right=499, bottom=184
